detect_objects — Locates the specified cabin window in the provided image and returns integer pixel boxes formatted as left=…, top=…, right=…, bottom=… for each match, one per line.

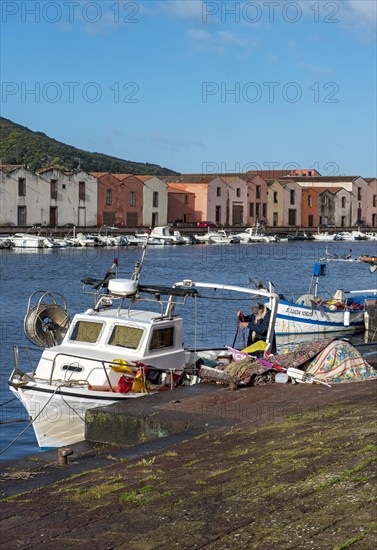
left=149, top=327, right=174, bottom=351
left=62, top=364, right=83, bottom=373
left=108, top=325, right=143, bottom=349
left=70, top=321, right=103, bottom=343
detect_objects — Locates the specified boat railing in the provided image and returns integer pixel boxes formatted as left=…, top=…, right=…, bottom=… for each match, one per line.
left=48, top=352, right=142, bottom=389
left=12, top=345, right=41, bottom=378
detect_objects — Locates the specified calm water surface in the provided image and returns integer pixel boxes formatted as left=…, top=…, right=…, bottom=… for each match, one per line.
left=1, top=240, right=376, bottom=461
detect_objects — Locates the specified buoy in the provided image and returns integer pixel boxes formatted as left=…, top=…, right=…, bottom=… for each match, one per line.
left=343, top=310, right=350, bottom=327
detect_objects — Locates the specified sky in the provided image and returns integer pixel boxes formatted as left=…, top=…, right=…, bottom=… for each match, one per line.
left=1, top=0, right=376, bottom=176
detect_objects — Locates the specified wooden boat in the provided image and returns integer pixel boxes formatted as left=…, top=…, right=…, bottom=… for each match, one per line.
left=8, top=250, right=278, bottom=448
left=263, top=263, right=376, bottom=335
left=359, top=255, right=377, bottom=264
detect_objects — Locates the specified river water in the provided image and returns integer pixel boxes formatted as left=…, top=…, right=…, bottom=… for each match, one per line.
left=1, top=239, right=376, bottom=462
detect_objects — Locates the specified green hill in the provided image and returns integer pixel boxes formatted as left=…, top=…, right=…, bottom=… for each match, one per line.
left=0, top=117, right=179, bottom=176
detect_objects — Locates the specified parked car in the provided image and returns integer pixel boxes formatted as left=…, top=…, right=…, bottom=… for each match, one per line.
left=197, top=221, right=217, bottom=228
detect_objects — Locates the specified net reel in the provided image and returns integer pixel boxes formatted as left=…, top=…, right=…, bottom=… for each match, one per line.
left=24, top=291, right=70, bottom=348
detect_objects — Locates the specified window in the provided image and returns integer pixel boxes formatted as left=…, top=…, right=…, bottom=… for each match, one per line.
left=256, top=203, right=260, bottom=217
left=153, top=192, right=158, bottom=207
left=290, top=189, right=295, bottom=205
left=372, top=214, right=377, bottom=227
left=79, top=181, right=85, bottom=201
left=70, top=321, right=103, bottom=343
left=262, top=203, right=267, bottom=217
left=185, top=194, right=188, bottom=204
left=256, top=185, right=261, bottom=199
left=357, top=188, right=361, bottom=200
left=307, top=195, right=312, bottom=207
left=17, top=206, right=26, bottom=226
left=273, top=212, right=278, bottom=226
left=249, top=202, right=254, bottom=217
left=308, top=215, right=313, bottom=227
left=341, top=197, right=346, bottom=208
left=341, top=216, right=346, bottom=227
left=215, top=205, right=221, bottom=223
left=216, top=187, right=221, bottom=197
left=373, top=195, right=377, bottom=207
left=273, top=191, right=278, bottom=203
left=236, top=188, right=240, bottom=198
left=149, top=327, right=174, bottom=351
left=18, top=178, right=26, bottom=196
left=130, top=191, right=135, bottom=207
left=109, top=325, right=143, bottom=350
left=106, top=189, right=112, bottom=206
left=152, top=212, right=158, bottom=226
left=50, top=179, right=57, bottom=199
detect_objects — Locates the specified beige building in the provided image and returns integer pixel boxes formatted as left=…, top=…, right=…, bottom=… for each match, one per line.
left=267, top=179, right=302, bottom=227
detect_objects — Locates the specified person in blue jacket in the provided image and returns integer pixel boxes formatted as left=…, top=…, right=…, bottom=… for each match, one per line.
left=237, top=302, right=277, bottom=354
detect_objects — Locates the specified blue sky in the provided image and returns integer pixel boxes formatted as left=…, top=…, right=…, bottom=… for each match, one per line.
left=1, top=0, right=376, bottom=175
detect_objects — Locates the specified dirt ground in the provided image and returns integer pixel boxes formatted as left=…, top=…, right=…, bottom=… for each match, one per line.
left=1, top=382, right=376, bottom=549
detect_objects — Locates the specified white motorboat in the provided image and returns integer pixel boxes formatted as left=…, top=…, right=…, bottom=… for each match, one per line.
left=234, top=227, right=276, bottom=243
left=8, top=250, right=279, bottom=448
left=194, top=230, right=240, bottom=244
left=208, top=230, right=240, bottom=244
left=311, top=232, right=337, bottom=242
left=10, top=233, right=48, bottom=248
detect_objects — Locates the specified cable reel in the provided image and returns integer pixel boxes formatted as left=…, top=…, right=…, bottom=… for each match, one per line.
left=24, top=291, right=70, bottom=348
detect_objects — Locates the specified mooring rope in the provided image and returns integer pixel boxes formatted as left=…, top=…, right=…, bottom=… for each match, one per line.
left=0, top=384, right=63, bottom=456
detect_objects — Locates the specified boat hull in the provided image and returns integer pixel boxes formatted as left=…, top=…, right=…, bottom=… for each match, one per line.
left=9, top=381, right=145, bottom=448
left=275, top=300, right=365, bottom=335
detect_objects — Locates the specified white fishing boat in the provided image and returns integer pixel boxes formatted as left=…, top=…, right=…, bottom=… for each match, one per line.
left=270, top=263, right=376, bottom=335
left=8, top=249, right=279, bottom=448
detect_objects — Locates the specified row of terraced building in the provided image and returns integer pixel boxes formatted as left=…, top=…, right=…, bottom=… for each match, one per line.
left=1, top=165, right=376, bottom=229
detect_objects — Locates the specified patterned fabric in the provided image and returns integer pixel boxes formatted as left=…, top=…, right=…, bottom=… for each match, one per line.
left=272, top=338, right=336, bottom=370
left=223, top=358, right=275, bottom=385
left=305, top=340, right=377, bottom=383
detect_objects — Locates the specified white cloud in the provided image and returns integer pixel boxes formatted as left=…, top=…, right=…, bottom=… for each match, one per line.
left=160, top=0, right=205, bottom=21
left=187, top=28, right=257, bottom=54
left=344, top=0, right=377, bottom=26
left=298, top=61, right=333, bottom=76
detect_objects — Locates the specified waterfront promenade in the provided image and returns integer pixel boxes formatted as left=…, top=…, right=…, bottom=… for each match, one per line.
left=1, top=380, right=376, bottom=549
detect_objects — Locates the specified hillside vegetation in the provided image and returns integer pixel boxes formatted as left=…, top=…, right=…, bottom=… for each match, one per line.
left=0, top=117, right=178, bottom=175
